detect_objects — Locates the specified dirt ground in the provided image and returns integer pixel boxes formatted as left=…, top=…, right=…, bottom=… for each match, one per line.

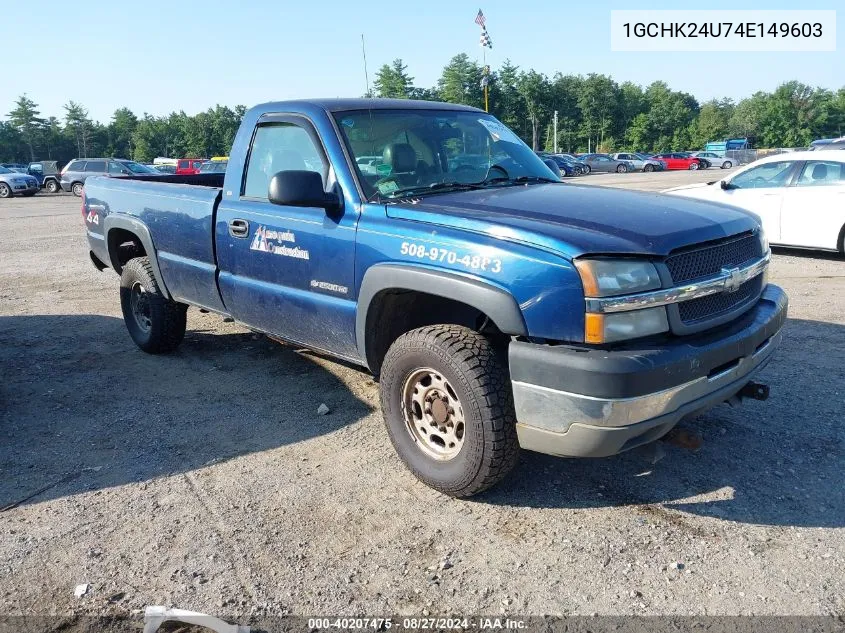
left=1, top=178, right=843, bottom=625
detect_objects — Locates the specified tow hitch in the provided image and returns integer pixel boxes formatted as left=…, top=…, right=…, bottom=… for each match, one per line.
left=728, top=381, right=770, bottom=407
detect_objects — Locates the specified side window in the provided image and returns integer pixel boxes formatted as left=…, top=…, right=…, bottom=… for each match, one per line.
left=85, top=161, right=106, bottom=172
left=796, top=161, right=845, bottom=187
left=108, top=162, right=126, bottom=175
left=67, top=160, right=85, bottom=172
left=730, top=161, right=795, bottom=189
left=178, top=160, right=189, bottom=169
left=243, top=122, right=326, bottom=199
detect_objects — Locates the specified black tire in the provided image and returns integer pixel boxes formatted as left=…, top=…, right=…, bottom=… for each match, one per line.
left=616, top=164, right=628, bottom=173
left=689, top=162, right=699, bottom=170
left=722, top=161, right=732, bottom=169
left=119, top=257, right=187, bottom=354
left=643, top=164, right=654, bottom=172
left=379, top=324, right=519, bottom=498
left=583, top=165, right=591, bottom=174
left=0, top=183, right=12, bottom=198
left=45, top=180, right=59, bottom=193
left=71, top=182, right=84, bottom=197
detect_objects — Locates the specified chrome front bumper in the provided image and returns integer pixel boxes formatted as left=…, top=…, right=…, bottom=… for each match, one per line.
left=509, top=285, right=787, bottom=458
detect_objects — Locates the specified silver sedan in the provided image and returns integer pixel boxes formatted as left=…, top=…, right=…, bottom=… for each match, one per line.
left=692, top=152, right=735, bottom=169
left=0, top=165, right=39, bottom=198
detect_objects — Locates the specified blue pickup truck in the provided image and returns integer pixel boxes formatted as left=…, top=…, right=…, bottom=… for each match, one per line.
left=82, top=99, right=787, bottom=497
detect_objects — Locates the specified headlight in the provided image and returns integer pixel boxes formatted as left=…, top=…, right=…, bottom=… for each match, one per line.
left=758, top=226, right=768, bottom=253
left=585, top=307, right=669, bottom=344
left=574, top=258, right=661, bottom=297
left=575, top=258, right=668, bottom=344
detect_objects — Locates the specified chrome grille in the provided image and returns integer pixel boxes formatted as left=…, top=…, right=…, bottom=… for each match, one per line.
left=666, top=233, right=761, bottom=284
left=678, top=276, right=763, bottom=324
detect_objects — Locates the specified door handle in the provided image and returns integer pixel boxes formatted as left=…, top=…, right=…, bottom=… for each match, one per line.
left=229, top=219, right=249, bottom=238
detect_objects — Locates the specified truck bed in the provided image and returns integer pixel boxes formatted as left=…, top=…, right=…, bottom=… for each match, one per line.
left=84, top=174, right=227, bottom=312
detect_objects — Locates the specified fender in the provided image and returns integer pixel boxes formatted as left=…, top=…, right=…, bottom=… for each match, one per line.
left=356, top=263, right=527, bottom=364
left=103, top=214, right=172, bottom=300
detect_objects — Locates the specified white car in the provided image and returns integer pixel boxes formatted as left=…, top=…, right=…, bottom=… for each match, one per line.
left=663, top=150, right=845, bottom=252
left=692, top=152, right=735, bottom=169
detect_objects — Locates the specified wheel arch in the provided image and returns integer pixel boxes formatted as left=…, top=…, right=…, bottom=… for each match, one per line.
left=357, top=264, right=527, bottom=373
left=104, top=214, right=172, bottom=299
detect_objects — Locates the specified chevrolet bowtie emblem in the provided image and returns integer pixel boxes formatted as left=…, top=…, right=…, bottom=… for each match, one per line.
left=722, top=267, right=743, bottom=293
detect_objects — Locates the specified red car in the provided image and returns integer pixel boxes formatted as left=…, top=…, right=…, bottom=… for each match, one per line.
left=175, top=158, right=206, bottom=175
left=652, top=153, right=704, bottom=170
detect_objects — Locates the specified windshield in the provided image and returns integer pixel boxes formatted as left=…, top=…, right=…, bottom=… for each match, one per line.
left=0, top=166, right=12, bottom=174
left=334, top=109, right=557, bottom=199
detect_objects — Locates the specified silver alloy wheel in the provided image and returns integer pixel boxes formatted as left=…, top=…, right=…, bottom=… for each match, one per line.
left=723, top=161, right=732, bottom=169
left=46, top=180, right=59, bottom=193
left=689, top=162, right=699, bottom=170
left=72, top=182, right=83, bottom=197
left=130, top=281, right=152, bottom=333
left=402, top=368, right=466, bottom=461
left=0, top=183, right=10, bottom=198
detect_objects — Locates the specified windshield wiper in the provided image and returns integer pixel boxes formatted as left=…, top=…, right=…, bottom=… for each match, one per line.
left=382, top=181, right=486, bottom=199
left=480, top=175, right=559, bottom=187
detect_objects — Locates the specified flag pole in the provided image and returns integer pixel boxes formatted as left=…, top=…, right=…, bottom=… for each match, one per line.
left=483, top=48, right=488, bottom=112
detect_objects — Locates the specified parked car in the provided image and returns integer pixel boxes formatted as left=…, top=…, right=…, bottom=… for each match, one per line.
left=809, top=138, right=845, bottom=151
left=578, top=153, right=635, bottom=173
left=1, top=163, right=29, bottom=173
left=692, top=152, right=734, bottom=169
left=536, top=152, right=576, bottom=176
left=175, top=158, right=206, bottom=175
left=664, top=150, right=845, bottom=252
left=652, top=153, right=704, bottom=170
left=151, top=164, right=177, bottom=174
left=678, top=152, right=711, bottom=169
left=199, top=158, right=229, bottom=173
left=27, top=161, right=63, bottom=193
left=60, top=158, right=159, bottom=196
left=0, top=165, right=39, bottom=198
left=552, top=153, right=589, bottom=174
left=82, top=98, right=784, bottom=497
left=612, top=153, right=666, bottom=172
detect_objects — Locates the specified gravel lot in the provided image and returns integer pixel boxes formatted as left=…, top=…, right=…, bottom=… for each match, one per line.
left=1, top=173, right=843, bottom=625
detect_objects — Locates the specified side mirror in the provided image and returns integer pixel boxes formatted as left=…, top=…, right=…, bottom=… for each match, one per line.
left=720, top=180, right=733, bottom=190
left=268, top=170, right=340, bottom=211
left=542, top=158, right=562, bottom=178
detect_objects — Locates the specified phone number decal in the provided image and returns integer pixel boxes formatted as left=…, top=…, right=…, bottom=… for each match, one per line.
left=400, top=242, right=502, bottom=273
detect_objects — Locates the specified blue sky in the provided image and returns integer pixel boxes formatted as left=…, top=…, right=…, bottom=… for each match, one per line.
left=4, top=0, right=842, bottom=123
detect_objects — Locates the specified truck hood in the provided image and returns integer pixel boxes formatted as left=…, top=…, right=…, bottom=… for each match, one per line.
left=385, top=183, right=758, bottom=258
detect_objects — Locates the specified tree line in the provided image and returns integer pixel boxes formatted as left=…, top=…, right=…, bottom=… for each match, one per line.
left=2, top=54, right=844, bottom=165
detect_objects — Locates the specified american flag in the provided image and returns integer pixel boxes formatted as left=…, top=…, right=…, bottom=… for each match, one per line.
left=474, top=9, right=486, bottom=28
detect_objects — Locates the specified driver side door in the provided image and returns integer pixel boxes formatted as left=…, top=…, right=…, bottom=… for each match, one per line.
left=215, top=115, right=360, bottom=358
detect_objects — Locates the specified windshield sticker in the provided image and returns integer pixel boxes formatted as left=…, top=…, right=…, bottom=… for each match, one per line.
left=341, top=118, right=355, bottom=128
left=250, top=226, right=310, bottom=260
left=477, top=118, right=521, bottom=144
left=376, top=163, right=392, bottom=176
left=377, top=180, right=399, bottom=195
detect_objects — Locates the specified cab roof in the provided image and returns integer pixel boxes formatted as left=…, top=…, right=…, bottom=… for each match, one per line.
left=256, top=98, right=483, bottom=113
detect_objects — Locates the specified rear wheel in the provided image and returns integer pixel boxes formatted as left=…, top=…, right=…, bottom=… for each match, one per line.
left=0, top=183, right=11, bottom=198
left=45, top=180, right=59, bottom=193
left=379, top=324, right=519, bottom=498
left=617, top=164, right=628, bottom=173
left=722, top=161, right=732, bottom=169
left=120, top=257, right=187, bottom=354
left=689, top=162, right=700, bottom=170
left=71, top=182, right=84, bottom=197
left=583, top=165, right=591, bottom=174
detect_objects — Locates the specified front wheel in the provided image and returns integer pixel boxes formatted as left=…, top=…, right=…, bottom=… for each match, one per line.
left=643, top=164, right=654, bottom=173
left=379, top=325, right=519, bottom=498
left=722, top=161, right=732, bottom=169
left=120, top=257, right=187, bottom=354
left=0, top=183, right=12, bottom=198
left=689, top=162, right=700, bottom=170
left=45, top=180, right=59, bottom=193
left=71, top=182, right=84, bottom=197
